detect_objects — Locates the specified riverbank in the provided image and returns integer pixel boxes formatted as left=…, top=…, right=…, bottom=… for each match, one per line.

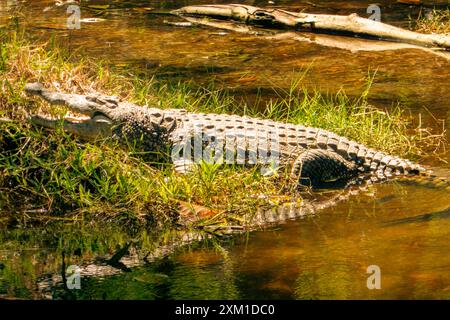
left=0, top=1, right=449, bottom=301
left=410, top=8, right=450, bottom=34
left=0, top=28, right=445, bottom=234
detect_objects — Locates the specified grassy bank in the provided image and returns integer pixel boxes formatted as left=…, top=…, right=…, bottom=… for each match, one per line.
left=0, top=29, right=444, bottom=233
left=410, top=9, right=450, bottom=34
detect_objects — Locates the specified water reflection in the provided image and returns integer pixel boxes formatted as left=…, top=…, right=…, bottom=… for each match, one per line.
left=1, top=181, right=449, bottom=299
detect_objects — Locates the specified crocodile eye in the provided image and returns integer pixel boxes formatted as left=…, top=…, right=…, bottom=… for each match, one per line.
left=93, top=111, right=109, bottom=118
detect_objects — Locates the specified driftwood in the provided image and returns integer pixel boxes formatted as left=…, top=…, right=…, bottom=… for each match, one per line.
left=172, top=4, right=450, bottom=49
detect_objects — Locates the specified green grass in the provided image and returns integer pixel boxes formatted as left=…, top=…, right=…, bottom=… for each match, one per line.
left=0, top=29, right=444, bottom=233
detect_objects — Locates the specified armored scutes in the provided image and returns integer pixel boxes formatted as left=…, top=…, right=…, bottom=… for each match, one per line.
left=24, top=82, right=426, bottom=187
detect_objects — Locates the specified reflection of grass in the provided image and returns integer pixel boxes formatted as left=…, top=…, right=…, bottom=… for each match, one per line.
left=410, top=9, right=450, bottom=34
left=0, top=223, right=124, bottom=299
left=0, top=221, right=235, bottom=299
left=0, top=29, right=444, bottom=232
left=0, top=222, right=171, bottom=299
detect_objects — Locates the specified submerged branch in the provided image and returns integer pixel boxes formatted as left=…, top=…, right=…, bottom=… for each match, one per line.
left=172, top=4, right=450, bottom=49
left=169, top=15, right=450, bottom=60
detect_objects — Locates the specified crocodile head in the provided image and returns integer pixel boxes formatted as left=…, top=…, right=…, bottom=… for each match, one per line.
left=25, top=83, right=180, bottom=158
left=24, top=82, right=122, bottom=139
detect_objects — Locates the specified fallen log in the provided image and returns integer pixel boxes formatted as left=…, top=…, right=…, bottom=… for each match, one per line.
left=172, top=4, right=450, bottom=49
left=168, top=15, right=450, bottom=60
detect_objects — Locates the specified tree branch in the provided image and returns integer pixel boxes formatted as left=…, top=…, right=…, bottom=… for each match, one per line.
left=172, top=4, right=450, bottom=49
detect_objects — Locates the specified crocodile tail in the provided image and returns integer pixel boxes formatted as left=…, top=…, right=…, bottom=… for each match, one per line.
left=344, top=143, right=450, bottom=190
left=359, top=150, right=428, bottom=177
left=317, top=132, right=427, bottom=177
left=321, top=131, right=448, bottom=189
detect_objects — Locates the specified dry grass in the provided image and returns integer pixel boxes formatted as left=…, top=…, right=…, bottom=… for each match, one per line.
left=411, top=9, right=450, bottom=34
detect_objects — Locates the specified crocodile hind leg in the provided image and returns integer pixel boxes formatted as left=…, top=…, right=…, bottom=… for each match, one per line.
left=291, top=149, right=359, bottom=188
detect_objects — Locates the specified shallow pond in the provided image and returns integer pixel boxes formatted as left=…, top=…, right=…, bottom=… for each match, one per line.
left=0, top=0, right=449, bottom=299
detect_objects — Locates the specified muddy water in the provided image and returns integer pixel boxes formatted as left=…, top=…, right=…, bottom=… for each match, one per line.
left=1, top=0, right=450, bottom=299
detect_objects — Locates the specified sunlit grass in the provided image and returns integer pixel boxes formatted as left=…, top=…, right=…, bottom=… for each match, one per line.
left=410, top=9, right=450, bottom=34
left=0, top=29, right=444, bottom=232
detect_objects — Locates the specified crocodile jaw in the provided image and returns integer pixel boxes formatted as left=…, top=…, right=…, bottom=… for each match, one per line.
left=30, top=113, right=113, bottom=139
left=25, top=82, right=117, bottom=139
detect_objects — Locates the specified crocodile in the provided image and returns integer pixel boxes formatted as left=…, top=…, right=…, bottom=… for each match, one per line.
left=24, top=82, right=427, bottom=187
